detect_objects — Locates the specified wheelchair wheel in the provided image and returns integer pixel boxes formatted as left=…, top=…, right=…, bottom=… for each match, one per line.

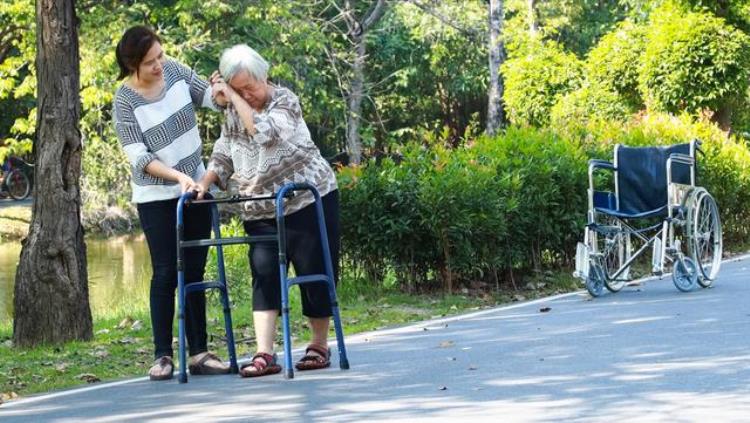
left=594, top=219, right=631, bottom=293
left=672, top=256, right=697, bottom=292
left=5, top=169, right=30, bottom=200
left=585, top=263, right=606, bottom=297
left=685, top=189, right=722, bottom=287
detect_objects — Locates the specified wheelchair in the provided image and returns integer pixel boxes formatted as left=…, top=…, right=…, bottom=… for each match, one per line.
left=574, top=140, right=722, bottom=297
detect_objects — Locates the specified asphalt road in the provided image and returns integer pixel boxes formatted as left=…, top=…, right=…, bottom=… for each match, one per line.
left=2, top=256, right=749, bottom=422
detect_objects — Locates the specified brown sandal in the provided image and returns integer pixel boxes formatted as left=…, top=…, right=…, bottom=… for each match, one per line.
left=239, top=352, right=282, bottom=378
left=149, top=356, right=174, bottom=381
left=295, top=344, right=331, bottom=371
left=188, top=352, right=230, bottom=375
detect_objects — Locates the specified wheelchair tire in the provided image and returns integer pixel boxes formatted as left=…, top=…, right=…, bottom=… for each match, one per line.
left=585, top=263, right=605, bottom=297
left=5, top=169, right=30, bottom=200
left=595, top=218, right=631, bottom=293
left=672, top=256, right=697, bottom=292
left=685, top=189, right=722, bottom=287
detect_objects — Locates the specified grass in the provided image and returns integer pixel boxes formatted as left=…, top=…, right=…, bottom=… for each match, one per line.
left=0, top=269, right=579, bottom=401
left=0, top=205, right=31, bottom=242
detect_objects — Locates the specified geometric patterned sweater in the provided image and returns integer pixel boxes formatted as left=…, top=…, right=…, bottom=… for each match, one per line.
left=113, top=60, right=217, bottom=203
left=206, top=84, right=337, bottom=221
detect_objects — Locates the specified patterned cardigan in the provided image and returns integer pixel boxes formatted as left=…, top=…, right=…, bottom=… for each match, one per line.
left=207, top=84, right=337, bottom=221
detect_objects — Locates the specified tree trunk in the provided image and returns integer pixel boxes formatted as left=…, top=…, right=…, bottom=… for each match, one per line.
left=528, top=0, right=538, bottom=35
left=13, top=0, right=92, bottom=347
left=486, top=0, right=506, bottom=135
left=342, top=0, right=387, bottom=165
left=347, top=34, right=365, bottom=165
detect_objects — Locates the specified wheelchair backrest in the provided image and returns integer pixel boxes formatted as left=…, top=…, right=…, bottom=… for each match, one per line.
left=615, top=142, right=692, bottom=215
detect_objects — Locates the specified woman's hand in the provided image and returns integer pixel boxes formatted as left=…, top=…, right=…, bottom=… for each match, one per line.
left=210, top=71, right=229, bottom=106
left=194, top=178, right=212, bottom=200
left=176, top=173, right=198, bottom=195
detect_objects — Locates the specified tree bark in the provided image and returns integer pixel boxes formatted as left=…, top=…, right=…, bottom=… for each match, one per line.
left=528, top=0, right=538, bottom=35
left=343, top=0, right=387, bottom=165
left=13, top=0, right=91, bottom=347
left=347, top=33, right=365, bottom=165
left=486, top=0, right=506, bottom=136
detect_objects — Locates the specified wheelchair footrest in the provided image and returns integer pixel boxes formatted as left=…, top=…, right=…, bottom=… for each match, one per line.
left=184, top=281, right=226, bottom=294
left=288, top=274, right=332, bottom=286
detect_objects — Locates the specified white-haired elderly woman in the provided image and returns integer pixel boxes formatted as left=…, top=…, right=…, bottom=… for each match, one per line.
left=196, top=44, right=339, bottom=377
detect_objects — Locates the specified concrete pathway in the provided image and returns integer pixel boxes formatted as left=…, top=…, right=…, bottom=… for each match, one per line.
left=2, top=257, right=749, bottom=422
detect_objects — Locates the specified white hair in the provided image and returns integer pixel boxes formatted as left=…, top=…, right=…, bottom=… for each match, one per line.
left=219, top=44, right=269, bottom=82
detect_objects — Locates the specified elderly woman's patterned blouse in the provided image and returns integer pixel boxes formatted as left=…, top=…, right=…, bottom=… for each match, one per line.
left=207, top=84, right=337, bottom=221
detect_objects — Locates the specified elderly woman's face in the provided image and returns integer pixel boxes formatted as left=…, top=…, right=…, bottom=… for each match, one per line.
left=229, top=70, right=269, bottom=110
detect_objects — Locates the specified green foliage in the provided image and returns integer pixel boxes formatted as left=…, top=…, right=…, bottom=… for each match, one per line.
left=505, top=0, right=629, bottom=56
left=639, top=6, right=750, bottom=116
left=550, top=83, right=634, bottom=128
left=502, top=41, right=584, bottom=127
left=586, top=20, right=646, bottom=110
left=339, top=127, right=588, bottom=290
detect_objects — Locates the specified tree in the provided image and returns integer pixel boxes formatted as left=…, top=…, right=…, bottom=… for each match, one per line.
left=13, top=0, right=92, bottom=346
left=487, top=0, right=506, bottom=135
left=639, top=6, right=750, bottom=130
left=340, top=0, right=387, bottom=165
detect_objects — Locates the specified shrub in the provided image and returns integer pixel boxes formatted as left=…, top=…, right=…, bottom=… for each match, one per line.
left=586, top=21, right=647, bottom=111
left=639, top=7, right=750, bottom=119
left=502, top=41, right=584, bottom=127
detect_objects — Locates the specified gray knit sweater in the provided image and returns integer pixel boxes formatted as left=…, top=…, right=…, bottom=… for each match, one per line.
left=113, top=59, right=216, bottom=203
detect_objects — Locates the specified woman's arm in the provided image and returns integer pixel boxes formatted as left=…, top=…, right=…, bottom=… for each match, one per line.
left=114, top=95, right=198, bottom=193
left=144, top=160, right=197, bottom=193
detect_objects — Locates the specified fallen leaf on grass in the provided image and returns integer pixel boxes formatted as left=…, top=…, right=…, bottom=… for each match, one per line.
left=130, top=320, right=143, bottom=331
left=76, top=374, right=100, bottom=383
left=116, top=317, right=134, bottom=330
left=55, top=363, right=69, bottom=372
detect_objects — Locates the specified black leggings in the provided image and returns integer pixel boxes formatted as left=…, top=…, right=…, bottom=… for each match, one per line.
left=243, top=190, right=340, bottom=318
left=137, top=198, right=211, bottom=359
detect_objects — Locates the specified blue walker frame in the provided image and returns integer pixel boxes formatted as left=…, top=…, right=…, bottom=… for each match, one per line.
left=175, top=182, right=350, bottom=383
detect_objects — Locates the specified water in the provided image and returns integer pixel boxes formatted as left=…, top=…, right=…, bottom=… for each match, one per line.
left=0, top=235, right=152, bottom=326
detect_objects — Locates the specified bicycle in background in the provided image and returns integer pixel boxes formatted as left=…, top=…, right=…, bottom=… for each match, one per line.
left=0, top=156, right=33, bottom=200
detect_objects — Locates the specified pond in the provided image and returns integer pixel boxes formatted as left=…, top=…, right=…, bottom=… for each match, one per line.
left=0, top=235, right=152, bottom=326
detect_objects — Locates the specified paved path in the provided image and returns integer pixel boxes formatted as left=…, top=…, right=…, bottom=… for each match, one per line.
left=2, top=257, right=749, bottom=422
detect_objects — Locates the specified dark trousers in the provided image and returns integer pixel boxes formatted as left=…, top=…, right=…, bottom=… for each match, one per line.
left=243, top=190, right=340, bottom=318
left=137, top=198, right=211, bottom=359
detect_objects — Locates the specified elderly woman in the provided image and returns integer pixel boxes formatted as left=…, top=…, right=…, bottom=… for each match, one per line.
left=197, top=45, right=339, bottom=377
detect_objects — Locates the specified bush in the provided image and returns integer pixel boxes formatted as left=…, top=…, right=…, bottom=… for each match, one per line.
left=339, top=127, right=588, bottom=291
left=502, top=41, right=584, bottom=127
left=586, top=21, right=646, bottom=111
left=550, top=83, right=634, bottom=128
left=639, top=6, right=750, bottom=119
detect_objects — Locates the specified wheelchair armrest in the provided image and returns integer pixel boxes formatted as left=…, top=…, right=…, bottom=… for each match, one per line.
left=668, top=153, right=694, bottom=166
left=588, top=160, right=615, bottom=196
left=588, top=159, right=615, bottom=171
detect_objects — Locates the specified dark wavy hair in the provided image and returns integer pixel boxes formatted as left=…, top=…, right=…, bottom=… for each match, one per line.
left=115, top=26, right=161, bottom=80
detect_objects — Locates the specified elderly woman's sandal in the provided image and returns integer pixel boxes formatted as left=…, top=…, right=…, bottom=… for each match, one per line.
left=239, top=352, right=282, bottom=377
left=295, top=344, right=331, bottom=371
left=149, top=356, right=174, bottom=381
left=188, top=352, right=230, bottom=375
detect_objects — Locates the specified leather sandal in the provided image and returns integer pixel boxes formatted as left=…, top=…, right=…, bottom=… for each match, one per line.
left=295, top=344, right=331, bottom=371
left=149, top=356, right=174, bottom=381
left=188, top=352, right=230, bottom=375
left=239, top=352, right=282, bottom=378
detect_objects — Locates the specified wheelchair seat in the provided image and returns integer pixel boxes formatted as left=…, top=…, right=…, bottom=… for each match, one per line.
left=596, top=143, right=692, bottom=219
